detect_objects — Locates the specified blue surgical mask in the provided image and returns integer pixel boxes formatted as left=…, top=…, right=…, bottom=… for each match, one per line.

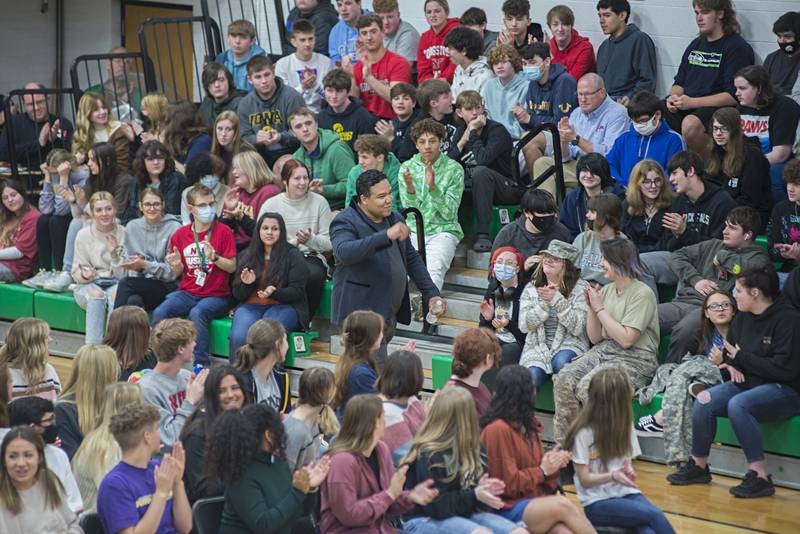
left=523, top=66, right=542, bottom=82
left=493, top=263, right=517, bottom=282
left=196, top=206, right=215, bottom=224
left=200, top=174, right=220, bottom=190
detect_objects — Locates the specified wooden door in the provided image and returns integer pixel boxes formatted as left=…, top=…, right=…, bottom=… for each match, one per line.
left=122, top=1, right=195, bottom=101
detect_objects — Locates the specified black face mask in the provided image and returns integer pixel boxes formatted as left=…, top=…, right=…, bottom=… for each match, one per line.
left=529, top=214, right=556, bottom=233
left=586, top=219, right=595, bottom=231
left=41, top=424, right=59, bottom=445
left=779, top=40, right=799, bottom=55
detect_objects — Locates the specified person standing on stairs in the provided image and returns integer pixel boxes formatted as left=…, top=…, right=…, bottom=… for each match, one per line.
left=331, top=169, right=444, bottom=368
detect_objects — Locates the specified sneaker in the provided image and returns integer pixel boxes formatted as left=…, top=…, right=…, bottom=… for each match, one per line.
left=666, top=458, right=712, bottom=485
left=472, top=234, right=492, bottom=252
left=635, top=414, right=664, bottom=435
left=730, top=470, right=775, bottom=498
left=43, top=271, right=73, bottom=292
left=688, top=382, right=708, bottom=399
left=410, top=293, right=423, bottom=322
left=22, top=270, right=53, bottom=288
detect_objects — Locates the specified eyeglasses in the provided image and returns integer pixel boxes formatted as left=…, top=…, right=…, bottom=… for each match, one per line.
left=706, top=302, right=732, bottom=311
left=36, top=414, right=56, bottom=427
left=642, top=179, right=663, bottom=188
left=711, top=125, right=729, bottom=134
left=193, top=201, right=216, bottom=209
left=577, top=88, right=603, bottom=99
left=542, top=255, right=564, bottom=264
left=495, top=260, right=518, bottom=267
left=141, top=202, right=163, bottom=209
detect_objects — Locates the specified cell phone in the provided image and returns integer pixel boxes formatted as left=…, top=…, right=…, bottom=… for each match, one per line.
left=194, top=364, right=205, bottom=375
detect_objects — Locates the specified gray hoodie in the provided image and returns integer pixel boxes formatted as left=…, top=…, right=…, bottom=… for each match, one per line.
left=596, top=24, right=657, bottom=100
left=138, top=369, right=195, bottom=447
left=122, top=214, right=182, bottom=282
left=238, top=78, right=305, bottom=154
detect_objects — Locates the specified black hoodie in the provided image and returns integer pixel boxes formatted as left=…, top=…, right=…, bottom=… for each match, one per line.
left=727, top=299, right=800, bottom=393
left=766, top=200, right=800, bottom=272
left=706, top=142, right=772, bottom=232
left=448, top=118, right=514, bottom=181
left=285, top=0, right=339, bottom=55
left=391, top=108, right=424, bottom=163
left=317, top=97, right=379, bottom=151
left=662, top=181, right=737, bottom=251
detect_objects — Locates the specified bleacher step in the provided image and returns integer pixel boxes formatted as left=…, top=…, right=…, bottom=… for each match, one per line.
left=439, top=289, right=481, bottom=322
left=444, top=266, right=488, bottom=291
left=466, top=249, right=491, bottom=271
left=402, top=316, right=476, bottom=338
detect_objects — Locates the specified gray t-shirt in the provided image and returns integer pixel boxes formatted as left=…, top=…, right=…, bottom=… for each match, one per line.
left=252, top=369, right=281, bottom=412
left=283, top=415, right=321, bottom=471
left=544, top=306, right=559, bottom=346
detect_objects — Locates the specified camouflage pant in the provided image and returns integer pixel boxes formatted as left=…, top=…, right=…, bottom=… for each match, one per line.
left=636, top=356, right=723, bottom=464
left=553, top=340, right=658, bottom=443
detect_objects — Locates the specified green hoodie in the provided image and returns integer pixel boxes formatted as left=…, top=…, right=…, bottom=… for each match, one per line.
left=669, top=239, right=771, bottom=305
left=293, top=128, right=355, bottom=209
left=344, top=152, right=402, bottom=210
left=398, top=153, right=465, bottom=241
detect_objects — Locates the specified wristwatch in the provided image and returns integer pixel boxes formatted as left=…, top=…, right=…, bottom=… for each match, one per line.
left=570, top=135, right=581, bottom=146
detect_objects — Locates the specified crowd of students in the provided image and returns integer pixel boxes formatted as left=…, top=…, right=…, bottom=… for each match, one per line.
left=0, top=0, right=800, bottom=532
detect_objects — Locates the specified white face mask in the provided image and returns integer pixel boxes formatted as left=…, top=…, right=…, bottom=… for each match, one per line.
left=633, top=115, right=658, bottom=137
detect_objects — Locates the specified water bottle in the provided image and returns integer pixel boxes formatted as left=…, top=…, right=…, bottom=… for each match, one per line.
left=425, top=299, right=444, bottom=325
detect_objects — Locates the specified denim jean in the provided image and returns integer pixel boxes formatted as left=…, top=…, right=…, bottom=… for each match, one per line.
left=584, top=493, right=675, bottom=534
left=151, top=290, right=232, bottom=366
left=771, top=162, right=788, bottom=204
left=691, top=380, right=800, bottom=463
left=530, top=349, right=578, bottom=389
left=229, top=303, right=300, bottom=360
left=74, top=282, right=118, bottom=344
left=403, top=512, right=521, bottom=534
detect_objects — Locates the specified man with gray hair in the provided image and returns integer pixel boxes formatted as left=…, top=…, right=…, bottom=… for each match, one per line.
left=530, top=73, right=629, bottom=199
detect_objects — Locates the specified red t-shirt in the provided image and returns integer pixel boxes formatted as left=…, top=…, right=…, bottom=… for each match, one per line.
left=234, top=184, right=281, bottom=244
left=354, top=50, right=412, bottom=119
left=171, top=221, right=235, bottom=298
left=0, top=208, right=41, bottom=281
left=448, top=377, right=492, bottom=418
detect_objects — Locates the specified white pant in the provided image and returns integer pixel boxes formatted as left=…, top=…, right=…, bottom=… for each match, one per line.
left=410, top=232, right=459, bottom=291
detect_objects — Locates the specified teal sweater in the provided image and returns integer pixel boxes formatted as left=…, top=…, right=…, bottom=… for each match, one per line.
left=218, top=452, right=308, bottom=534
left=345, top=152, right=402, bottom=210
left=293, top=128, right=355, bottom=210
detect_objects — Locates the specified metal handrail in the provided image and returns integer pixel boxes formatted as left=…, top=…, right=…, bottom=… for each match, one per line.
left=69, top=52, right=151, bottom=113
left=400, top=207, right=426, bottom=266
left=511, top=122, right=567, bottom=204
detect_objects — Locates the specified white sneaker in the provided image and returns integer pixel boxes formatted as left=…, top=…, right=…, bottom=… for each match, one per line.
left=43, top=271, right=73, bottom=292
left=22, top=270, right=54, bottom=288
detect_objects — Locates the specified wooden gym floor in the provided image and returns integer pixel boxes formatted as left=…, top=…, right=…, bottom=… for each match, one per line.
left=49, top=356, right=800, bottom=533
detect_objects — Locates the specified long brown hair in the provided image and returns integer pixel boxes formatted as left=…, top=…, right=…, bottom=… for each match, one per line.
left=296, top=367, right=339, bottom=436
left=706, top=107, right=745, bottom=178
left=327, top=394, right=383, bottom=456
left=695, top=290, right=736, bottom=354
left=0, top=427, right=64, bottom=515
left=401, top=386, right=484, bottom=485
left=0, top=318, right=50, bottom=394
left=211, top=110, right=246, bottom=156
left=102, top=306, right=151, bottom=373
left=163, top=101, right=209, bottom=160
left=532, top=258, right=581, bottom=298
left=563, top=368, right=633, bottom=470
left=0, top=179, right=32, bottom=226
left=693, top=0, right=741, bottom=35
left=234, top=319, right=286, bottom=374
left=333, top=311, right=383, bottom=409
left=625, top=160, right=674, bottom=216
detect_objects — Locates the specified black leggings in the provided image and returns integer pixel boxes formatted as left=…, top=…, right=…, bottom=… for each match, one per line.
left=113, top=277, right=177, bottom=311
left=305, top=255, right=327, bottom=324
left=36, top=214, right=72, bottom=271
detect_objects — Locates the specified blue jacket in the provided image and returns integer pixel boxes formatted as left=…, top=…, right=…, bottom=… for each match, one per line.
left=523, top=63, right=577, bottom=128
left=560, top=182, right=627, bottom=239
left=328, top=10, right=370, bottom=64
left=215, top=43, right=267, bottom=92
left=330, top=199, right=439, bottom=325
left=606, top=119, right=685, bottom=185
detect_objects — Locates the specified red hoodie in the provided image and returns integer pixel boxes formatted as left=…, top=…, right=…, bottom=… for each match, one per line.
left=550, top=28, right=597, bottom=81
left=417, top=17, right=460, bottom=83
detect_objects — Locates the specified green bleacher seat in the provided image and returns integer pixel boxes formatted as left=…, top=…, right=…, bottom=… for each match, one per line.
left=33, top=291, right=85, bottom=333
left=431, top=354, right=452, bottom=390
left=0, top=283, right=36, bottom=320
left=657, top=284, right=676, bottom=304
left=208, top=317, right=318, bottom=366
left=458, top=198, right=520, bottom=240
left=535, top=380, right=555, bottom=413
left=317, top=280, right=332, bottom=320
left=658, top=335, right=671, bottom=364
left=755, top=234, right=783, bottom=270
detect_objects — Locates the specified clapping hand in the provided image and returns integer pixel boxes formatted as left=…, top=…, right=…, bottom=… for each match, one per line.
left=537, top=283, right=558, bottom=303
left=296, top=227, right=313, bottom=244
left=584, top=283, right=603, bottom=313
left=511, top=103, right=530, bottom=125
left=474, top=475, right=505, bottom=509
left=723, top=339, right=740, bottom=360
left=166, top=246, right=182, bottom=272
left=375, top=119, right=395, bottom=140
left=79, top=264, right=98, bottom=281
left=611, top=460, right=639, bottom=489
left=662, top=212, right=687, bottom=236
left=240, top=267, right=257, bottom=284
left=718, top=363, right=745, bottom=383
left=257, top=285, right=277, bottom=299
left=407, top=478, right=439, bottom=505
left=479, top=299, right=495, bottom=321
